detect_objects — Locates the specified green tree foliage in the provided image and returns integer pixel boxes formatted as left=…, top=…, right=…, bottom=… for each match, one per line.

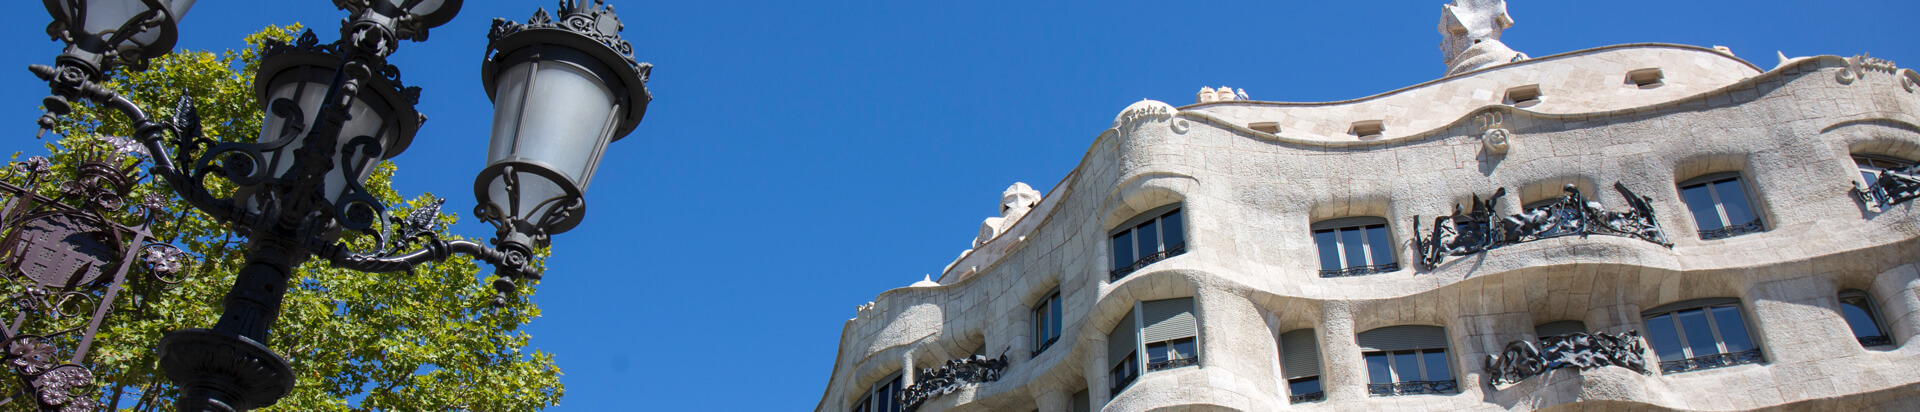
left=13, top=25, right=562, bottom=411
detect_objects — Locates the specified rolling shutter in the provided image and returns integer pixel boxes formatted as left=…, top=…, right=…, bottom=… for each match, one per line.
left=1280, top=329, right=1321, bottom=379
left=1108, top=310, right=1137, bottom=368
left=1141, top=298, right=1197, bottom=343
left=1534, top=320, right=1588, bottom=337
left=1356, top=325, right=1448, bottom=352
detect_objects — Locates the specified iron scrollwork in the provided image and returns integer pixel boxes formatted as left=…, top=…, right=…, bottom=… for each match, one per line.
left=1367, top=380, right=1458, bottom=397
left=1109, top=242, right=1186, bottom=281
left=1851, top=164, right=1920, bottom=212
left=1416, top=183, right=1671, bottom=269
left=897, top=352, right=1009, bottom=412
left=1659, top=348, right=1763, bottom=374
left=1485, top=330, right=1649, bottom=386
left=0, top=152, right=186, bottom=411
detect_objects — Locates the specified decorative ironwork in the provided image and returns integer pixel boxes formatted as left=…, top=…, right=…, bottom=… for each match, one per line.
left=1146, top=355, right=1199, bottom=371
left=1697, top=218, right=1763, bottom=241
left=1658, top=348, right=1763, bottom=374
left=1485, top=331, right=1649, bottom=386
left=1289, top=391, right=1325, bottom=404
left=1109, top=372, right=1137, bottom=398
left=1367, top=380, right=1458, bottom=396
left=1109, top=243, right=1186, bottom=281
left=1851, top=165, right=1920, bottom=212
left=0, top=151, right=183, bottom=411
left=1858, top=335, right=1893, bottom=347
left=1416, top=183, right=1671, bottom=269
left=1320, top=262, right=1400, bottom=278
left=488, top=0, right=654, bottom=83
left=897, top=353, right=1009, bottom=412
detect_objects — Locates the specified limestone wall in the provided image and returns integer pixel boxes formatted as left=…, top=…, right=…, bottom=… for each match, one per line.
left=816, top=47, right=1920, bottom=412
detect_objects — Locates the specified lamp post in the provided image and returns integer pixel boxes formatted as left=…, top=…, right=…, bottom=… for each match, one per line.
left=25, top=0, right=652, bottom=410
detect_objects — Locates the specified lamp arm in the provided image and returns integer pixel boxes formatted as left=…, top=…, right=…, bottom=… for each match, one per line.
left=323, top=236, right=540, bottom=279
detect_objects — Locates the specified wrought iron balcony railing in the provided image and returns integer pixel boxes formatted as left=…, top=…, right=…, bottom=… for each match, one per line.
left=1146, top=356, right=1199, bottom=372
left=1109, top=372, right=1138, bottom=397
left=1658, top=348, right=1763, bottom=374
left=1697, top=218, right=1763, bottom=241
left=1858, top=335, right=1894, bottom=347
left=1485, top=330, right=1649, bottom=386
left=1414, top=183, right=1671, bottom=270
left=1367, top=379, right=1458, bottom=397
left=1109, top=242, right=1187, bottom=281
left=1319, top=262, right=1399, bottom=278
left=1851, top=166, right=1920, bottom=212
left=1288, top=391, right=1325, bottom=404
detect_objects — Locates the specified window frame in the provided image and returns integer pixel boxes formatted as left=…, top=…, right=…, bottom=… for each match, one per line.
left=1109, top=205, right=1187, bottom=281
left=1839, top=289, right=1893, bottom=348
left=1279, top=328, right=1323, bottom=403
left=1641, top=299, right=1764, bottom=374
left=1677, top=172, right=1764, bottom=240
left=1357, top=325, right=1457, bottom=396
left=1311, top=216, right=1398, bottom=277
left=1031, top=288, right=1062, bottom=356
left=851, top=371, right=904, bottom=412
left=1854, top=155, right=1916, bottom=206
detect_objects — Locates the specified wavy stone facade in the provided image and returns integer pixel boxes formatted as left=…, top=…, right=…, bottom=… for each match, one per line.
left=817, top=9, right=1920, bottom=412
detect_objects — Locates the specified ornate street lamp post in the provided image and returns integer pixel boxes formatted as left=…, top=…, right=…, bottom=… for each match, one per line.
left=24, top=0, right=652, bottom=410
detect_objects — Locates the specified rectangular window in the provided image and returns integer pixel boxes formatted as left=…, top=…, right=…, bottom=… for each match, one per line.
left=1313, top=219, right=1397, bottom=277
left=853, top=374, right=903, bottom=412
left=1643, top=300, right=1763, bottom=374
left=1679, top=175, right=1762, bottom=240
left=1288, top=377, right=1324, bottom=403
left=1840, top=290, right=1893, bottom=347
left=1141, top=298, right=1199, bottom=371
left=1032, top=290, right=1061, bottom=355
left=1110, top=207, right=1187, bottom=280
left=1108, top=309, right=1138, bottom=395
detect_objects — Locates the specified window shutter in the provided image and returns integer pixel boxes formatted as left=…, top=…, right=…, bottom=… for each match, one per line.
left=1534, top=320, right=1588, bottom=337
left=1280, top=329, right=1321, bottom=379
left=1356, top=325, right=1448, bottom=352
left=1642, top=297, right=1741, bottom=316
left=1108, top=310, right=1137, bottom=368
left=1141, top=298, right=1198, bottom=343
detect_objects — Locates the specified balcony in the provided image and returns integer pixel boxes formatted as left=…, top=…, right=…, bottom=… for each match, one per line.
left=1367, top=380, right=1458, bottom=397
left=1319, top=262, right=1399, bottom=278
left=1109, top=242, right=1186, bottom=281
left=1658, top=348, right=1762, bottom=374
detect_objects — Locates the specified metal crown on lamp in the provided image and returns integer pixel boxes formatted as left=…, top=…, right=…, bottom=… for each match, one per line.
left=479, top=0, right=652, bottom=290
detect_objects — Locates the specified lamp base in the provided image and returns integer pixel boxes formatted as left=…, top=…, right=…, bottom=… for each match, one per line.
left=157, top=329, right=296, bottom=412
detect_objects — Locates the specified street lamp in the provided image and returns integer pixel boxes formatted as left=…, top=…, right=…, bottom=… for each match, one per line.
left=24, top=0, right=652, bottom=410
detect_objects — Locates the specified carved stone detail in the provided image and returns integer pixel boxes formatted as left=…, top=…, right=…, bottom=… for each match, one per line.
left=1476, top=111, right=1512, bottom=155
left=898, top=353, right=1009, bottom=411
left=975, top=183, right=1042, bottom=248
left=1439, top=0, right=1528, bottom=77
left=1837, top=53, right=1899, bottom=85
left=1486, top=330, right=1650, bottom=386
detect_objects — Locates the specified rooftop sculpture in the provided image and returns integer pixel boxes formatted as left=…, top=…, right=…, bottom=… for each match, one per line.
left=1439, top=0, right=1528, bottom=77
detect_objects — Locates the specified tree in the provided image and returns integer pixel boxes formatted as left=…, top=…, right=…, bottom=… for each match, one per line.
left=13, top=25, right=563, bottom=411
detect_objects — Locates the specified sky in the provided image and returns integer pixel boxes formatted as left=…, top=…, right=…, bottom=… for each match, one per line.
left=2, top=1, right=1918, bottom=411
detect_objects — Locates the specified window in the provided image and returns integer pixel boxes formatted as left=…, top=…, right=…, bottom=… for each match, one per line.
left=1358, top=325, right=1456, bottom=396
left=1350, top=120, right=1385, bottom=139
left=1107, top=310, right=1138, bottom=396
left=1534, top=320, right=1588, bottom=338
left=1110, top=206, right=1186, bottom=280
left=1108, top=298, right=1201, bottom=397
left=1071, top=389, right=1089, bottom=412
left=1678, top=174, right=1763, bottom=240
left=1141, top=298, right=1199, bottom=371
left=1840, top=290, right=1893, bottom=347
left=1854, top=155, right=1916, bottom=207
left=1313, top=217, right=1398, bottom=277
left=1628, top=68, right=1665, bottom=88
left=1032, top=289, right=1062, bottom=355
left=1642, top=298, right=1762, bottom=374
left=851, top=372, right=903, bottom=412
left=1281, top=329, right=1324, bottom=403
left=1504, top=84, right=1541, bottom=107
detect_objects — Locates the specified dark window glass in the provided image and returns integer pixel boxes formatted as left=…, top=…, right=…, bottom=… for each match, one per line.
left=1677, top=308, right=1721, bottom=356
left=1680, top=184, right=1723, bottom=231
left=1840, top=293, right=1888, bottom=344
left=1365, top=352, right=1392, bottom=384
left=1313, top=230, right=1341, bottom=271
left=1111, top=230, right=1134, bottom=270
left=1391, top=350, right=1421, bottom=380
left=1713, top=180, right=1756, bottom=226
left=1161, top=210, right=1185, bottom=248
left=1422, top=349, right=1451, bottom=381
left=1366, top=225, right=1394, bottom=267
left=1288, top=376, right=1321, bottom=397
left=1033, top=291, right=1061, bottom=353
left=1645, top=313, right=1685, bottom=361
left=1340, top=227, right=1368, bottom=270
left=1711, top=306, right=1753, bottom=353
left=1137, top=220, right=1160, bottom=257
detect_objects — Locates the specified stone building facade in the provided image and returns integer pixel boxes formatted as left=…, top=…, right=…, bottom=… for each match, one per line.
left=816, top=1, right=1920, bottom=411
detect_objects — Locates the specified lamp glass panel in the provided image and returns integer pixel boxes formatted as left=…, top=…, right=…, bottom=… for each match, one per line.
left=486, top=168, right=569, bottom=223
left=490, top=60, right=615, bottom=189
left=255, top=64, right=398, bottom=206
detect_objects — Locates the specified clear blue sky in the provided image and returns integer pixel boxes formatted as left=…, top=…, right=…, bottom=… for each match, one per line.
left=2, top=1, right=1916, bottom=410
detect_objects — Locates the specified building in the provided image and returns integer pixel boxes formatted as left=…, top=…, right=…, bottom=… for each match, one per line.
left=816, top=1, right=1920, bottom=410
